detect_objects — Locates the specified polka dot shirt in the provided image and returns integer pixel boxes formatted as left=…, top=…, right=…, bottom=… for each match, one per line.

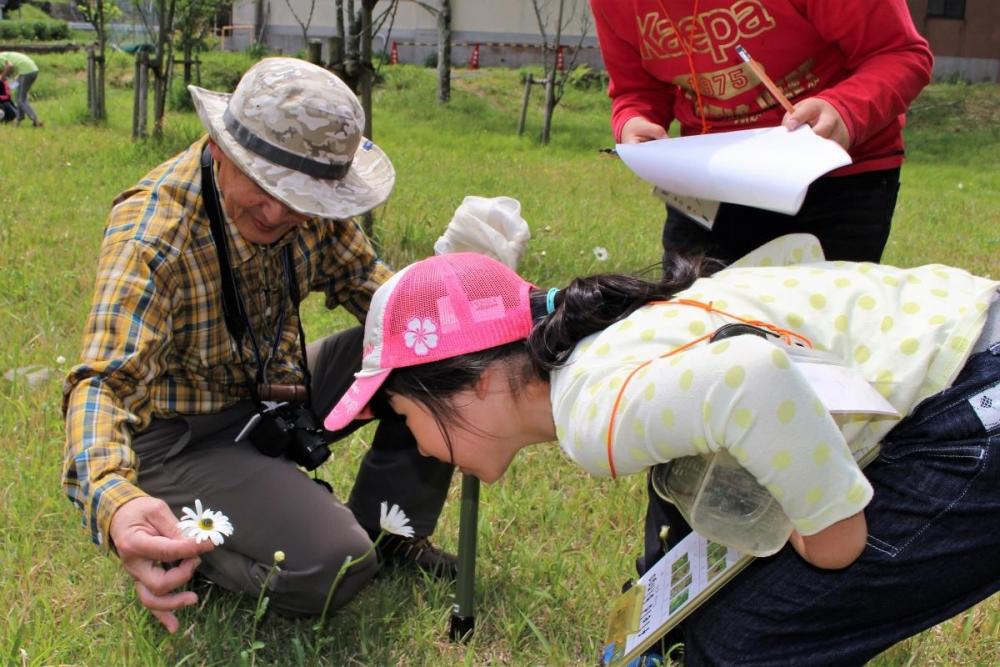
left=549, top=235, right=999, bottom=535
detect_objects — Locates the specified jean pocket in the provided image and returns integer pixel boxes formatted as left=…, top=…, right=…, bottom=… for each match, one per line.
left=866, top=441, right=989, bottom=558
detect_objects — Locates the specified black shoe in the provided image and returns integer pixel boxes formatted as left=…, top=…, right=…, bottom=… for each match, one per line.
left=377, top=534, right=458, bottom=581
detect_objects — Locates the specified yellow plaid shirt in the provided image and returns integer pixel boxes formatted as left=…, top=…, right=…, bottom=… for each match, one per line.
left=62, top=137, right=392, bottom=548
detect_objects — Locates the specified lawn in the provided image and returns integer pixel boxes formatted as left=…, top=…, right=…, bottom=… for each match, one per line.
left=0, top=52, right=997, bottom=665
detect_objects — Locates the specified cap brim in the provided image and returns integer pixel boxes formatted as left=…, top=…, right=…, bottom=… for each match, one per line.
left=189, top=85, right=395, bottom=220
left=324, top=369, right=392, bottom=431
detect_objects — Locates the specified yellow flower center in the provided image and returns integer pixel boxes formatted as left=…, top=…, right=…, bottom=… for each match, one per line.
left=198, top=517, right=214, bottom=530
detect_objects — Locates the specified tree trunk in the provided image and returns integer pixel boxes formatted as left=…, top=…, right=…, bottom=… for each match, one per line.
left=335, top=0, right=345, bottom=62
left=541, top=0, right=566, bottom=144
left=254, top=0, right=266, bottom=48
left=436, top=0, right=451, bottom=103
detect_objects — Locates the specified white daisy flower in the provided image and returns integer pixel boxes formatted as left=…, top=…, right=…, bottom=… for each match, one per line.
left=593, top=246, right=609, bottom=262
left=56, top=355, right=67, bottom=365
left=178, top=499, right=234, bottom=546
left=403, top=317, right=438, bottom=356
left=379, top=501, right=414, bottom=538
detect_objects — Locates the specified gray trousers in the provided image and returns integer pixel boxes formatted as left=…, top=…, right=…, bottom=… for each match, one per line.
left=15, top=71, right=39, bottom=125
left=133, top=327, right=454, bottom=616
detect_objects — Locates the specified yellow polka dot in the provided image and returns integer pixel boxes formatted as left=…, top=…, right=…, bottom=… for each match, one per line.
left=906, top=274, right=921, bottom=284
left=759, top=294, right=776, bottom=303
left=669, top=356, right=682, bottom=366
left=933, top=269, right=949, bottom=280
left=637, top=367, right=650, bottom=380
left=810, top=245, right=823, bottom=259
left=725, top=366, right=745, bottom=388
left=623, top=355, right=637, bottom=362
left=629, top=447, right=647, bottom=462
left=950, top=336, right=971, bottom=353
left=679, top=370, right=694, bottom=391
left=633, top=420, right=645, bottom=437
left=760, top=257, right=774, bottom=266
left=902, top=302, right=920, bottom=315
left=854, top=345, right=871, bottom=363
left=813, top=442, right=831, bottom=465
left=619, top=320, right=634, bottom=330
left=663, top=309, right=680, bottom=318
left=655, top=442, right=674, bottom=457
left=881, top=316, right=894, bottom=332
left=875, top=369, right=894, bottom=397
left=714, top=299, right=729, bottom=310
left=772, top=349, right=790, bottom=369
left=595, top=343, right=610, bottom=356
left=766, top=483, right=784, bottom=499
left=771, top=450, right=793, bottom=470
left=777, top=401, right=796, bottom=423
left=643, top=383, right=656, bottom=401
left=640, top=328, right=655, bottom=342
left=796, top=518, right=817, bottom=534
left=835, top=315, right=849, bottom=332
left=783, top=278, right=800, bottom=288
left=702, top=402, right=712, bottom=422
left=792, top=248, right=804, bottom=262
left=731, top=446, right=749, bottom=463
left=786, top=313, right=804, bottom=328
left=587, top=381, right=602, bottom=396
left=900, top=338, right=919, bottom=355
left=587, top=404, right=598, bottom=420
left=858, top=263, right=873, bottom=274
left=814, top=399, right=825, bottom=417
left=733, top=408, right=753, bottom=429
left=692, top=436, right=709, bottom=453
left=689, top=321, right=706, bottom=336
left=931, top=288, right=949, bottom=298
left=609, top=376, right=623, bottom=390
left=578, top=342, right=592, bottom=353
left=712, top=340, right=731, bottom=355
left=847, top=483, right=867, bottom=504
left=881, top=275, right=899, bottom=287
left=805, top=487, right=824, bottom=504
left=858, top=295, right=876, bottom=310
left=809, top=294, right=827, bottom=309
left=660, top=408, right=675, bottom=428
left=834, top=277, right=851, bottom=288
left=556, top=426, right=565, bottom=441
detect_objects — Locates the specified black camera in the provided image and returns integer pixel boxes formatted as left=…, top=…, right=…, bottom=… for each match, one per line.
left=248, top=402, right=333, bottom=470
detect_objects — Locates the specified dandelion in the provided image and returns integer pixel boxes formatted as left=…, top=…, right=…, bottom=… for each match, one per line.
left=273, top=550, right=285, bottom=564
left=593, top=246, right=610, bottom=262
left=55, top=355, right=66, bottom=365
left=379, top=501, right=415, bottom=538
left=178, top=499, right=234, bottom=545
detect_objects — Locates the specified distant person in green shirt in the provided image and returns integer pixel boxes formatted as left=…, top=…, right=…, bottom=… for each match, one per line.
left=0, top=51, right=43, bottom=127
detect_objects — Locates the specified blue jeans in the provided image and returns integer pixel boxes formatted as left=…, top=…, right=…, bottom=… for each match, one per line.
left=641, top=334, right=1000, bottom=664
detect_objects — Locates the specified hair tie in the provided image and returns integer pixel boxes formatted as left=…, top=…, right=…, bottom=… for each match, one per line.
left=545, top=288, right=560, bottom=315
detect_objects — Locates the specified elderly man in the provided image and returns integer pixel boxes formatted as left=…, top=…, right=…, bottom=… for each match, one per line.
left=62, top=58, right=454, bottom=633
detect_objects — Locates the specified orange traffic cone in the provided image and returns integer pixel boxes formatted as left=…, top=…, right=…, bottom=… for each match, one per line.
left=469, top=44, right=480, bottom=70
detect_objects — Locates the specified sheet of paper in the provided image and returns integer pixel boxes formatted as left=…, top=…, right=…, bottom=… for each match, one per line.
left=653, top=188, right=720, bottom=229
left=617, top=126, right=851, bottom=216
left=795, top=361, right=900, bottom=416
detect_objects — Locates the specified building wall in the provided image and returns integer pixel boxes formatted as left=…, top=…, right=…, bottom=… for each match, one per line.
left=907, top=0, right=1000, bottom=82
left=228, top=0, right=604, bottom=69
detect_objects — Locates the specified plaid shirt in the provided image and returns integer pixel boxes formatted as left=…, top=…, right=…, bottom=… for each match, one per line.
left=62, top=137, right=392, bottom=548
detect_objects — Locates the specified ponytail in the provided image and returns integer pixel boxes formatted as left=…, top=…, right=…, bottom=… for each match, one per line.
left=527, top=253, right=722, bottom=375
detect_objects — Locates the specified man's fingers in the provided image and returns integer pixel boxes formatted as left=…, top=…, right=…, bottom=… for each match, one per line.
left=150, top=608, right=181, bottom=635
left=123, top=529, right=213, bottom=563
left=129, top=556, right=202, bottom=596
left=136, top=580, right=200, bottom=614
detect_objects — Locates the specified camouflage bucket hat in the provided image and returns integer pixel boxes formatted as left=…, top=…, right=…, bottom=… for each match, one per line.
left=188, top=57, right=394, bottom=220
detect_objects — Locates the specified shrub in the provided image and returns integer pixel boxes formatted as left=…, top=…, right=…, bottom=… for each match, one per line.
left=169, top=50, right=258, bottom=111
left=0, top=19, right=70, bottom=42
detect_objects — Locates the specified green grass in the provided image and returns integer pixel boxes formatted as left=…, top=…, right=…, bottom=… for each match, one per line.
left=1, top=54, right=998, bottom=666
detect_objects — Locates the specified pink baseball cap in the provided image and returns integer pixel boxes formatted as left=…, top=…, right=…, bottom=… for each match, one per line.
left=324, top=252, right=535, bottom=431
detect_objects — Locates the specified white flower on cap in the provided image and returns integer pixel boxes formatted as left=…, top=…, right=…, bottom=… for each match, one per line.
left=404, top=317, right=439, bottom=356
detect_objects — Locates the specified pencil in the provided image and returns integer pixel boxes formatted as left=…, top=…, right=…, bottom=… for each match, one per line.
left=735, top=44, right=796, bottom=115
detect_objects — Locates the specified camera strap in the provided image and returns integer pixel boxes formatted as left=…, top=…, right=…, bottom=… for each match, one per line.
left=200, top=144, right=313, bottom=408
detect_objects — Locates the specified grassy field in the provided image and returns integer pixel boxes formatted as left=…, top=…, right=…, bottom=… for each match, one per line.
left=1, top=52, right=998, bottom=666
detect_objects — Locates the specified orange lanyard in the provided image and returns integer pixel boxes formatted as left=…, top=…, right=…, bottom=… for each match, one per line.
left=654, top=0, right=710, bottom=134
left=604, top=299, right=813, bottom=478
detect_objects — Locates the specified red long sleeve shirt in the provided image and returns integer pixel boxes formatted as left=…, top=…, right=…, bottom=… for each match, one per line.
left=591, top=0, right=933, bottom=175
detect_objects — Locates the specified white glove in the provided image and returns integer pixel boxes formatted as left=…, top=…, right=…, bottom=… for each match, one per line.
left=433, top=196, right=531, bottom=269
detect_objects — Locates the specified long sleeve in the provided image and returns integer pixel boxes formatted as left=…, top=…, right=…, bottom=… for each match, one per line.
left=62, top=238, right=176, bottom=548
left=802, top=0, right=932, bottom=146
left=591, top=0, right=678, bottom=141
left=313, top=218, right=393, bottom=322
left=554, top=334, right=873, bottom=535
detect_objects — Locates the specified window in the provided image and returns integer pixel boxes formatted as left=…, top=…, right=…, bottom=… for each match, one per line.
left=927, top=0, right=966, bottom=19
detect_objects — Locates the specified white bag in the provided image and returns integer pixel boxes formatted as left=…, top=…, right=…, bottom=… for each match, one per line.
left=433, top=196, right=530, bottom=269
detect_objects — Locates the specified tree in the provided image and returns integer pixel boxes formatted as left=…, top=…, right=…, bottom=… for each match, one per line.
left=77, top=0, right=121, bottom=120
left=133, top=0, right=179, bottom=137
left=530, top=0, right=591, bottom=143
left=282, top=0, right=317, bottom=54
left=174, top=0, right=224, bottom=86
left=413, top=0, right=452, bottom=103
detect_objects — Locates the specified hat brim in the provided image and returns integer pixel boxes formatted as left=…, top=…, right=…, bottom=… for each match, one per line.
left=324, top=369, right=392, bottom=431
left=190, top=86, right=395, bottom=220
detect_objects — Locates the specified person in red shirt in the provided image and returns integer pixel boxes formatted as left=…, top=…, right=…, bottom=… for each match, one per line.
left=591, top=0, right=933, bottom=263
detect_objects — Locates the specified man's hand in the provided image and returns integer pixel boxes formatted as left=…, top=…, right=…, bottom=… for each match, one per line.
left=620, top=116, right=668, bottom=144
left=782, top=98, right=851, bottom=150
left=109, top=496, right=216, bottom=633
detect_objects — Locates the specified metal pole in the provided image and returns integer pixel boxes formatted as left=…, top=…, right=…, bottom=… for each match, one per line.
left=449, top=474, right=479, bottom=642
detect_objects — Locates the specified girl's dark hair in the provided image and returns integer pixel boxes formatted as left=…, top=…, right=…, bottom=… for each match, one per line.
left=373, top=252, right=722, bottom=441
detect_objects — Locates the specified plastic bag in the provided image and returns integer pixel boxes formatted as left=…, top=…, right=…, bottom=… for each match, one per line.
left=433, top=196, right=531, bottom=269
